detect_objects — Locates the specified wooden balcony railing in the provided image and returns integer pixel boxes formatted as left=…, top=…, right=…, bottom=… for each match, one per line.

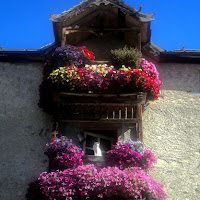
left=52, top=92, right=146, bottom=141
left=53, top=92, right=146, bottom=122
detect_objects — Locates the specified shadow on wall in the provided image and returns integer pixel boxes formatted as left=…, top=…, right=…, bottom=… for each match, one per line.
left=156, top=63, right=200, bottom=93
left=143, top=55, right=200, bottom=94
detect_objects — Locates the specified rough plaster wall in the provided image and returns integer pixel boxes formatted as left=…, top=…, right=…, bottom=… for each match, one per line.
left=143, top=63, right=200, bottom=200
left=0, top=62, right=53, bottom=200
left=1, top=60, right=200, bottom=200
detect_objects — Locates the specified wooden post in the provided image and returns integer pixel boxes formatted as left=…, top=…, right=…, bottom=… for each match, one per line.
left=113, top=106, right=115, bottom=119
left=139, top=105, right=143, bottom=141
left=61, top=27, right=67, bottom=46
left=125, top=107, right=128, bottom=119
left=136, top=105, right=140, bottom=140
left=136, top=104, right=143, bottom=141
left=131, top=107, right=134, bottom=119
left=106, top=105, right=109, bottom=119
left=119, top=108, right=121, bottom=119
left=137, top=31, right=141, bottom=51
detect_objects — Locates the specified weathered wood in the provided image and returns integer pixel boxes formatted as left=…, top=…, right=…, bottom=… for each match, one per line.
left=54, top=92, right=146, bottom=105
left=139, top=104, right=143, bottom=141
left=60, top=119, right=138, bottom=123
left=53, top=93, right=145, bottom=142
left=131, top=107, right=134, bottom=119
left=136, top=122, right=139, bottom=139
left=119, top=109, right=122, bottom=119
left=80, top=122, right=121, bottom=130
left=68, top=8, right=118, bottom=28
left=137, top=31, right=141, bottom=51
left=136, top=104, right=143, bottom=141
left=59, top=92, right=143, bottom=97
left=113, top=105, right=115, bottom=119
left=65, top=27, right=139, bottom=33
left=125, top=107, right=127, bottom=119
left=61, top=102, right=136, bottom=106
left=61, top=27, right=67, bottom=46
left=136, top=105, right=140, bottom=139
left=69, top=9, right=103, bottom=27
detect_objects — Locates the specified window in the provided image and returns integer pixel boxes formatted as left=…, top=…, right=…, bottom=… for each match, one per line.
left=83, top=131, right=114, bottom=156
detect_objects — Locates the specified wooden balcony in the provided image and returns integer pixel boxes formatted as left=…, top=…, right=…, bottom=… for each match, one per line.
left=52, top=92, right=146, bottom=141
left=53, top=92, right=146, bottom=122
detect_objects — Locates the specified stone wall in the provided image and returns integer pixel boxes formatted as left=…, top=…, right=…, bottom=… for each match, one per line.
left=143, top=63, right=200, bottom=200
left=0, top=62, right=53, bottom=200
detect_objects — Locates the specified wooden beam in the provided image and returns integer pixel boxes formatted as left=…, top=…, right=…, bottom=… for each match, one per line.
left=64, top=27, right=140, bottom=33
left=53, top=92, right=146, bottom=105
left=59, top=103, right=139, bottom=106
left=80, top=122, right=121, bottom=130
left=59, top=119, right=138, bottom=123
left=58, top=92, right=145, bottom=98
left=68, top=9, right=118, bottom=27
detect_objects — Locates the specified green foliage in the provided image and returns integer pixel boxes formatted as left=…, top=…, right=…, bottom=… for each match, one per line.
left=110, top=46, right=142, bottom=69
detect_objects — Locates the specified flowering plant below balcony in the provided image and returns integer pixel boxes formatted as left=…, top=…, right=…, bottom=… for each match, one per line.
left=36, top=165, right=166, bottom=200
left=45, top=136, right=84, bottom=170
left=106, top=140, right=157, bottom=171
left=48, top=59, right=162, bottom=99
left=26, top=139, right=167, bottom=200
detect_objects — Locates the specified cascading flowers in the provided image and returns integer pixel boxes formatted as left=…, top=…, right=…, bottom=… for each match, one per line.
left=52, top=45, right=95, bottom=67
left=37, top=165, right=167, bottom=200
left=39, top=45, right=95, bottom=110
left=106, top=140, right=157, bottom=171
left=48, top=61, right=162, bottom=99
left=26, top=139, right=167, bottom=200
left=45, top=136, right=84, bottom=171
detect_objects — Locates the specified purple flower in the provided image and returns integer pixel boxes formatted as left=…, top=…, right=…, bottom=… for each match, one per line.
left=44, top=136, right=84, bottom=171
left=38, top=165, right=167, bottom=200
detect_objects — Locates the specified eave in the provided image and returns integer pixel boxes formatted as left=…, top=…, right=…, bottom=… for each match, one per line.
left=143, top=42, right=200, bottom=63
left=160, top=51, right=200, bottom=63
left=0, top=42, right=59, bottom=62
left=50, top=0, right=155, bottom=23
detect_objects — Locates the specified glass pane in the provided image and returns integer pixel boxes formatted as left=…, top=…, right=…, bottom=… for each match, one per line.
left=86, top=135, right=98, bottom=148
left=100, top=138, right=112, bottom=153
left=86, top=148, right=94, bottom=155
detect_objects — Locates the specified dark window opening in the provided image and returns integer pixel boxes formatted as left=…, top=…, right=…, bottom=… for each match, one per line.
left=83, top=130, right=117, bottom=156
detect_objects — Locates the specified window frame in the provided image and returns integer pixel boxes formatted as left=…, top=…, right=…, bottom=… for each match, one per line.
left=83, top=131, right=114, bottom=155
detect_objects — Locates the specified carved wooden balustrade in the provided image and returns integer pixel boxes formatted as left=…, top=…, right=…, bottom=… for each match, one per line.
left=52, top=92, right=146, bottom=141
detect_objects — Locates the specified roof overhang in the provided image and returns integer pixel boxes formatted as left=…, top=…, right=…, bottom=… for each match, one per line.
left=50, top=0, right=155, bottom=23
left=0, top=42, right=59, bottom=62
left=143, top=42, right=200, bottom=63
